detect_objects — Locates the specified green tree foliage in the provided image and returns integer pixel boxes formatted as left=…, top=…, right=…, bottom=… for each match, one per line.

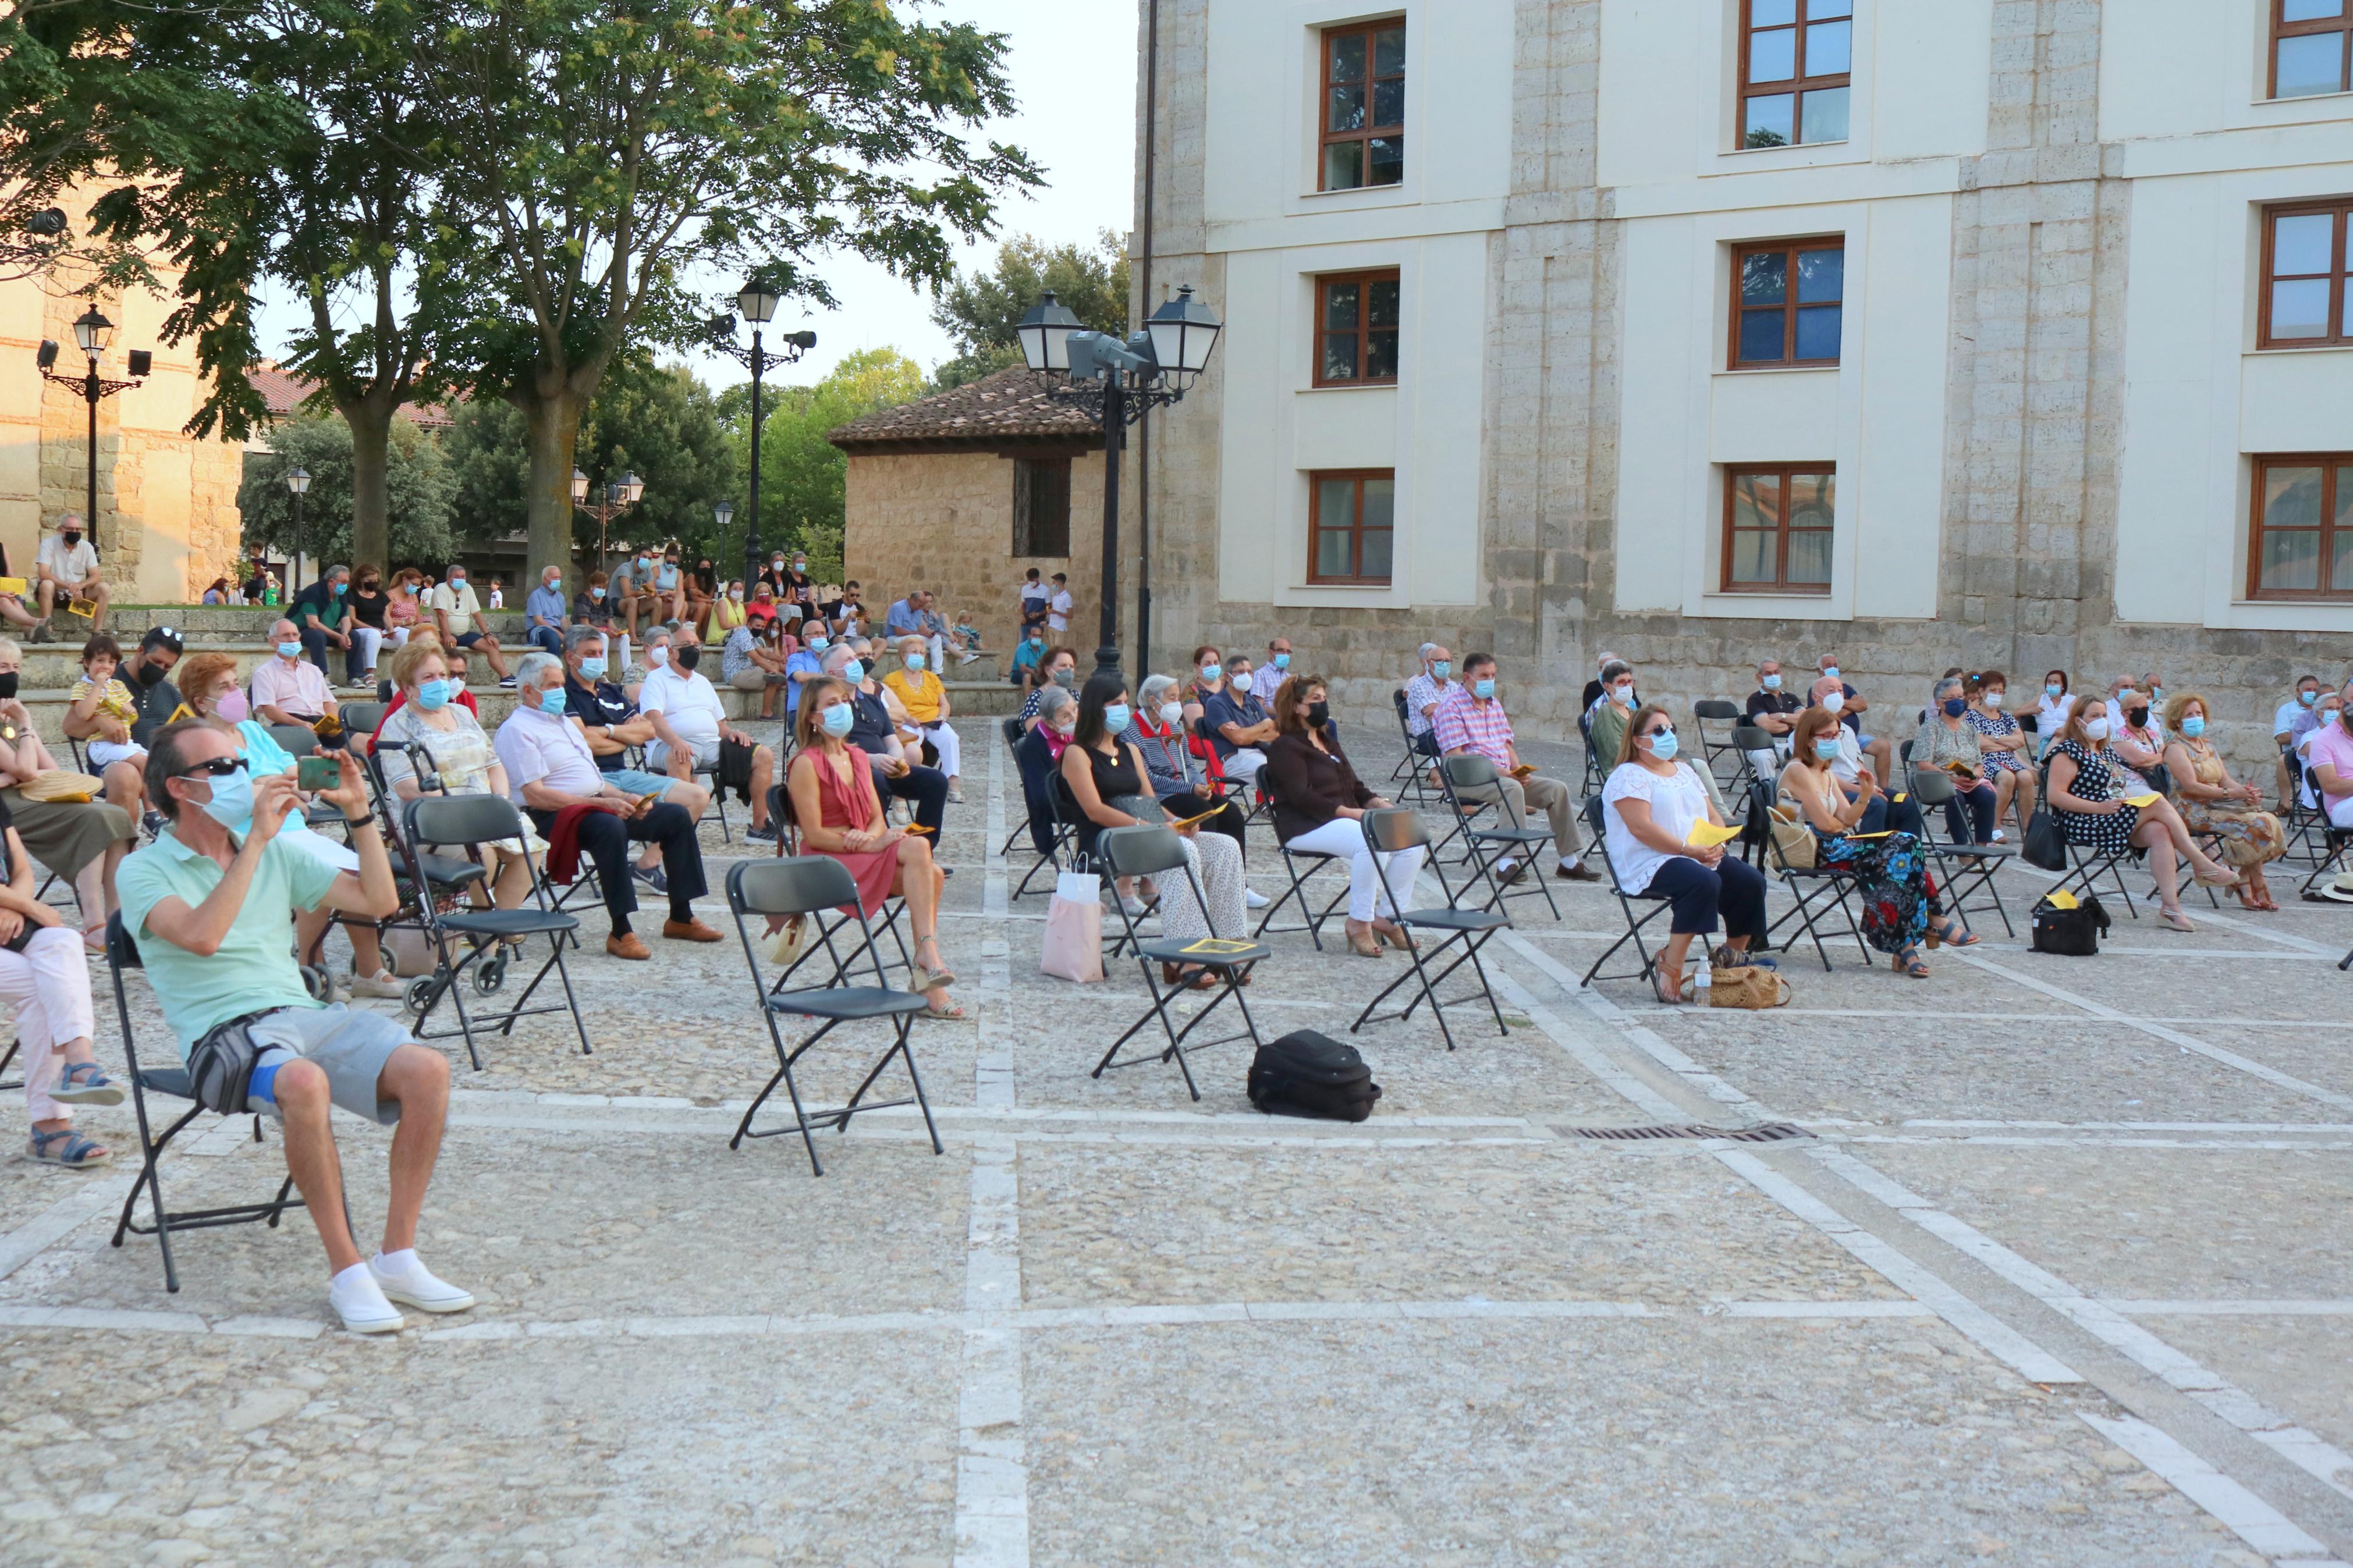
left=929, top=233, right=1131, bottom=390
left=237, top=414, right=456, bottom=572
left=732, top=348, right=927, bottom=578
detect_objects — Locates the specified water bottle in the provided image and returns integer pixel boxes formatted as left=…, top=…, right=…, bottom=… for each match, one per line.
left=1692, top=951, right=1712, bottom=1006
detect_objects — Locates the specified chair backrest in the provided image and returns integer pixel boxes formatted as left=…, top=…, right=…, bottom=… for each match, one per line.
left=404, top=791, right=528, bottom=849
left=1693, top=698, right=1740, bottom=721
left=1731, top=724, right=1771, bottom=752
left=1000, top=714, right=1023, bottom=752
left=1898, top=738, right=1915, bottom=766
left=1097, top=823, right=1190, bottom=879
left=1910, top=767, right=1957, bottom=806
left=268, top=723, right=318, bottom=758
left=1442, top=752, right=1500, bottom=791
left=1583, top=792, right=1608, bottom=842
left=727, top=854, right=859, bottom=918
left=1361, top=805, right=1430, bottom=855
left=341, top=701, right=386, bottom=735
left=105, top=908, right=143, bottom=970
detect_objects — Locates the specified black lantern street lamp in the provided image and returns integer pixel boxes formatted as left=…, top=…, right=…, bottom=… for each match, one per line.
left=571, top=467, right=644, bottom=578
left=34, top=306, right=151, bottom=550
left=1018, top=286, right=1222, bottom=683
left=711, top=283, right=814, bottom=588
left=283, top=463, right=312, bottom=599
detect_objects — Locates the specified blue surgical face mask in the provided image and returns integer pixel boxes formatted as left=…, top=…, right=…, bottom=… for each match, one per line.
left=1199, top=663, right=1222, bottom=684
left=590, top=587, right=606, bottom=601
left=2181, top=716, right=2206, bottom=738
left=1822, top=666, right=1840, bottom=682
left=1761, top=674, right=1782, bottom=691
left=820, top=701, right=855, bottom=737
left=842, top=660, right=864, bottom=684
left=1646, top=729, right=1680, bottom=760
left=277, top=641, right=301, bottom=659
left=197, top=765, right=255, bottom=836
left=2047, top=682, right=2064, bottom=698
left=1431, top=660, right=1450, bottom=680
left=807, top=635, right=827, bottom=652
left=1610, top=684, right=1633, bottom=706
left=2301, top=689, right=2319, bottom=706
left=1942, top=698, right=1968, bottom=717
left=906, top=653, right=926, bottom=671
left=579, top=656, right=606, bottom=681
left=1270, top=653, right=1290, bottom=671
left=1814, top=737, right=1841, bottom=760
left=416, top=678, right=452, bottom=712
left=1473, top=678, right=1496, bottom=700
left=1103, top=702, right=1132, bottom=733
left=537, top=685, right=568, bottom=714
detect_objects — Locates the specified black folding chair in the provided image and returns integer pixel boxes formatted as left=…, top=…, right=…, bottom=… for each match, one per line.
left=1578, top=794, right=1677, bottom=987
left=1251, top=768, right=1351, bottom=950
left=1436, top=754, right=1563, bottom=923
left=996, top=716, right=1035, bottom=857
left=1387, top=689, right=1432, bottom=806
left=2288, top=759, right=2353, bottom=898
left=1754, top=780, right=1873, bottom=970
left=102, top=913, right=316, bottom=1293
left=1347, top=808, right=1510, bottom=1050
left=723, top=857, right=942, bottom=1174
left=764, top=783, right=915, bottom=987
left=1093, top=825, right=1271, bottom=1101
left=1908, top=767, right=2017, bottom=937
left=1694, top=699, right=1745, bottom=787
left=1726, top=723, right=1784, bottom=866
left=398, top=794, right=593, bottom=1071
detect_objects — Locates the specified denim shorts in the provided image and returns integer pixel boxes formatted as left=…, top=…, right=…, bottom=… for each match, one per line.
left=245, top=1004, right=409, bottom=1125
left=602, top=768, right=676, bottom=798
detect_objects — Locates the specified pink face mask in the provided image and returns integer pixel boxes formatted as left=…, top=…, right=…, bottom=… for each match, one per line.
left=214, top=687, right=250, bottom=724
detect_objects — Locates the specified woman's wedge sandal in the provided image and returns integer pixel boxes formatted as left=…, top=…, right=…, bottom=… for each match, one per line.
left=1892, top=944, right=1931, bottom=979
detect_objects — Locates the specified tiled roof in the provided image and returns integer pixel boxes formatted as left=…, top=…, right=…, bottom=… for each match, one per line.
left=826, top=367, right=1097, bottom=450
left=247, top=362, right=459, bottom=431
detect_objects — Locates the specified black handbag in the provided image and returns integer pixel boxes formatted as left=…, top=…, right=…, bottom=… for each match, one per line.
left=2030, top=893, right=2110, bottom=956
left=2022, top=806, right=2068, bottom=871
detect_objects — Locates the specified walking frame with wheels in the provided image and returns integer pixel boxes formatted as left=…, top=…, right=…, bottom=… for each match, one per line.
left=723, top=856, right=942, bottom=1175
left=1092, top=824, right=1271, bottom=1102
left=1347, top=808, right=1510, bottom=1050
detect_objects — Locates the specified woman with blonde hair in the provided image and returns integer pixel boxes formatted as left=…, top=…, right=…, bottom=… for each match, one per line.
left=2046, top=698, right=2239, bottom=931
left=2162, top=692, right=2283, bottom=911
left=374, top=638, right=538, bottom=920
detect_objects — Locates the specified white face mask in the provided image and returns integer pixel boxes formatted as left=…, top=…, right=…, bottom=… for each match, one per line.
left=647, top=645, right=669, bottom=667
left=2082, top=718, right=2111, bottom=741
left=1822, top=692, right=1846, bottom=715
left=1158, top=702, right=1183, bottom=726
left=1983, top=691, right=2005, bottom=709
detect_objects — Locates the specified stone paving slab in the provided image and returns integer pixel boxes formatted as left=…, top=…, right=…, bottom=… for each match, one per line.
left=1021, top=1317, right=2251, bottom=1568
left=2139, top=1314, right=2353, bottom=1464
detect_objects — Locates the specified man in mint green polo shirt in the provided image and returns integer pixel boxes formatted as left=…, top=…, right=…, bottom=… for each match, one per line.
left=115, top=720, right=473, bottom=1335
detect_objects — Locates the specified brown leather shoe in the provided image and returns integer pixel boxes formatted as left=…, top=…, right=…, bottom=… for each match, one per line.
left=1555, top=862, right=1602, bottom=882
left=662, top=918, right=723, bottom=944
left=606, top=932, right=652, bottom=961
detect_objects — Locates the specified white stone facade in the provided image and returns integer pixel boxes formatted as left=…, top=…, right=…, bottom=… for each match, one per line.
left=1132, top=0, right=2353, bottom=765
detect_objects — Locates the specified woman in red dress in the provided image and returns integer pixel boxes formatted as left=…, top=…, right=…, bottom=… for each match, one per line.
left=783, top=675, right=961, bottom=1018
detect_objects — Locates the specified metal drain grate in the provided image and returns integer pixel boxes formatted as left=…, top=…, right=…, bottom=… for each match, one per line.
left=1563, top=1122, right=1813, bottom=1143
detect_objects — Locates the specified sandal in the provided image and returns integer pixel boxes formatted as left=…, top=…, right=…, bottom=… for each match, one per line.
left=921, top=1000, right=968, bottom=1020
left=2157, top=906, right=2196, bottom=933
left=1926, top=917, right=1981, bottom=951
left=1892, top=944, right=1930, bottom=979
left=27, top=1128, right=109, bottom=1169
left=1650, top=968, right=1684, bottom=1006
left=52, top=1062, right=126, bottom=1107
left=1160, top=962, right=1216, bottom=990
left=2192, top=864, right=2242, bottom=890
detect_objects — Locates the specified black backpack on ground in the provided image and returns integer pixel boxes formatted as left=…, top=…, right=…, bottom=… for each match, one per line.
left=1247, top=1029, right=1381, bottom=1122
left=2030, top=892, right=2110, bottom=955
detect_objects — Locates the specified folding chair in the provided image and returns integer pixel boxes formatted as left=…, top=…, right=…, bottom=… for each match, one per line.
left=1251, top=767, right=1352, bottom=950
left=996, top=716, right=1035, bottom=856
left=1092, top=825, right=1270, bottom=1101
left=723, top=857, right=942, bottom=1174
left=1754, top=780, right=1873, bottom=970
left=360, top=743, right=496, bottom=970
left=398, top=794, right=594, bottom=1072
left=102, top=913, right=316, bottom=1293
left=2288, top=759, right=2353, bottom=899
left=1347, top=808, right=1510, bottom=1050
left=1387, top=689, right=1432, bottom=806
left=1908, top=767, right=2017, bottom=937
left=1727, top=724, right=1781, bottom=866
left=1435, top=754, right=1563, bottom=923
left=1577, top=795, right=1677, bottom=987
left=763, top=783, right=914, bottom=987
left=1693, top=699, right=1745, bottom=787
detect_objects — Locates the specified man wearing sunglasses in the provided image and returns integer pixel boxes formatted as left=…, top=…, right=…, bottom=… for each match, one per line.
left=115, top=721, right=468, bottom=1334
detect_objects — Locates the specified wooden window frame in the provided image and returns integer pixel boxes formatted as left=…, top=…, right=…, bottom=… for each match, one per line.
left=1720, top=464, right=1836, bottom=595
left=1307, top=468, right=1395, bottom=586
left=1727, top=237, right=1846, bottom=368
left=1317, top=19, right=1406, bottom=191
left=2258, top=197, right=2353, bottom=350
left=2247, top=452, right=2353, bottom=601
left=1736, top=0, right=1852, bottom=149
left=1011, top=456, right=1071, bottom=559
left=1312, top=269, right=1402, bottom=387
left=2270, top=0, right=2353, bottom=99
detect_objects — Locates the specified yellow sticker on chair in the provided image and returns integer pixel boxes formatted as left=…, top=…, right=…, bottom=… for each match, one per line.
left=1177, top=938, right=1258, bottom=956
left=1683, top=820, right=1743, bottom=848
left=2121, top=792, right=2160, bottom=808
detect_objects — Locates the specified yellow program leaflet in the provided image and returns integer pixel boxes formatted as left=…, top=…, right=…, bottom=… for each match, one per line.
left=1682, top=820, right=1742, bottom=848
left=2122, top=792, right=2160, bottom=808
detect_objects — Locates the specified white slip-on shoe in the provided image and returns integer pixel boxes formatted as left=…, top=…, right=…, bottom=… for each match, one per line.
left=1244, top=887, right=1270, bottom=911
left=330, top=1265, right=405, bottom=1334
left=369, top=1253, right=475, bottom=1314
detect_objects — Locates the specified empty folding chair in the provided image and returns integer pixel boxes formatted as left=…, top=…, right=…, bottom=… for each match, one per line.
left=1907, top=767, right=2017, bottom=937
left=102, top=913, right=318, bottom=1293
left=1347, top=808, right=1510, bottom=1050
left=1692, top=699, right=1745, bottom=787
left=723, top=857, right=942, bottom=1174
left=1435, top=754, right=1563, bottom=923
left=1577, top=795, right=1678, bottom=987
left=1754, top=780, right=1873, bottom=970
left=1093, top=824, right=1271, bottom=1101
left=1387, top=689, right=1432, bottom=806
left=398, top=794, right=594, bottom=1072
left=1727, top=724, right=1780, bottom=866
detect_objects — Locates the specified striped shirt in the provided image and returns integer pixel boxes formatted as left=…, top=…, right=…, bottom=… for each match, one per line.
left=1433, top=686, right=1514, bottom=765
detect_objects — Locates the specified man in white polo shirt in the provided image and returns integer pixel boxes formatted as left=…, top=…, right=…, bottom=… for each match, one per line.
left=637, top=625, right=773, bottom=838
left=427, top=561, right=516, bottom=687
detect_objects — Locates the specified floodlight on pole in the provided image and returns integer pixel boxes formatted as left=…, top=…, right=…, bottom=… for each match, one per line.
left=37, top=310, right=149, bottom=550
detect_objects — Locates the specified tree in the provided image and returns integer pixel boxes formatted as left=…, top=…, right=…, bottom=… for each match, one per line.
left=416, top=0, right=1041, bottom=589
left=237, top=412, right=457, bottom=571
left=929, top=232, right=1130, bottom=390
left=733, top=347, right=925, bottom=578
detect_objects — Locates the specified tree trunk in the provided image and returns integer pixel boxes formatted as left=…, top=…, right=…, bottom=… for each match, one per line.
left=346, top=408, right=392, bottom=571
left=520, top=391, right=583, bottom=592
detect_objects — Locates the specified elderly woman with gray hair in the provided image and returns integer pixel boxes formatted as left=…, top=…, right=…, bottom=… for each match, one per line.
left=1014, top=683, right=1078, bottom=858
left=1912, top=673, right=1999, bottom=843
left=1123, top=671, right=1265, bottom=911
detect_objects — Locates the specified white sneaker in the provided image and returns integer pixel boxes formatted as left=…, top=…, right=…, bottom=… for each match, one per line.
left=347, top=969, right=406, bottom=1000
left=1244, top=887, right=1270, bottom=911
left=947, top=785, right=964, bottom=804
left=330, top=1263, right=404, bottom=1334
left=369, top=1251, right=475, bottom=1314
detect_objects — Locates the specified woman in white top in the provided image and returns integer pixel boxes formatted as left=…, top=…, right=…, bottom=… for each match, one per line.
left=2032, top=670, right=2075, bottom=762
left=1600, top=705, right=1766, bottom=1006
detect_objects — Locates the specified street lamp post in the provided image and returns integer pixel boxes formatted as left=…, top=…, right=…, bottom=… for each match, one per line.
left=712, top=284, right=814, bottom=588
left=34, top=307, right=150, bottom=550
left=571, top=468, right=644, bottom=579
left=283, top=464, right=311, bottom=599
left=1017, top=286, right=1222, bottom=683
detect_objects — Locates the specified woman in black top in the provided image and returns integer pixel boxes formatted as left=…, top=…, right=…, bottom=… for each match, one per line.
left=345, top=566, right=391, bottom=686
left=1264, top=674, right=1419, bottom=957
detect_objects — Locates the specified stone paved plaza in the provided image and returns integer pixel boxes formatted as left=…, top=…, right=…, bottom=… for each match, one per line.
left=0, top=719, right=2348, bottom=1567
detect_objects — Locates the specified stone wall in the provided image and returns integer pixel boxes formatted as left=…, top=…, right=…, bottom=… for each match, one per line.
left=842, top=447, right=1105, bottom=663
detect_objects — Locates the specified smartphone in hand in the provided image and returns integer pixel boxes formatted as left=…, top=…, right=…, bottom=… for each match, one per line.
left=297, top=755, right=339, bottom=791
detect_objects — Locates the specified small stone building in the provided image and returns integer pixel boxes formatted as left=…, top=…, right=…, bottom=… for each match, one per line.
left=829, top=368, right=1105, bottom=662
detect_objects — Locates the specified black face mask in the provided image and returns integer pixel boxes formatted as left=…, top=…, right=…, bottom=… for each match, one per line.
left=2127, top=706, right=2149, bottom=728
left=134, top=660, right=166, bottom=688
left=1306, top=700, right=1330, bottom=727
left=676, top=645, right=701, bottom=671
left=0, top=673, right=16, bottom=700
left=60, top=531, right=80, bottom=547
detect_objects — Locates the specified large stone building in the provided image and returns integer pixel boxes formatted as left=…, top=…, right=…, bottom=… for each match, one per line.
left=1130, top=0, right=2353, bottom=765
left=0, top=192, right=244, bottom=603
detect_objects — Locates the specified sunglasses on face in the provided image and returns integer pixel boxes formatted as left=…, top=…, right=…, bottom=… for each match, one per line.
left=176, top=756, right=247, bottom=779
left=1642, top=724, right=1675, bottom=739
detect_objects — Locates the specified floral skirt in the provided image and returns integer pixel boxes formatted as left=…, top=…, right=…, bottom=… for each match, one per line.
left=2178, top=801, right=2284, bottom=868
left=1816, top=830, right=1942, bottom=955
